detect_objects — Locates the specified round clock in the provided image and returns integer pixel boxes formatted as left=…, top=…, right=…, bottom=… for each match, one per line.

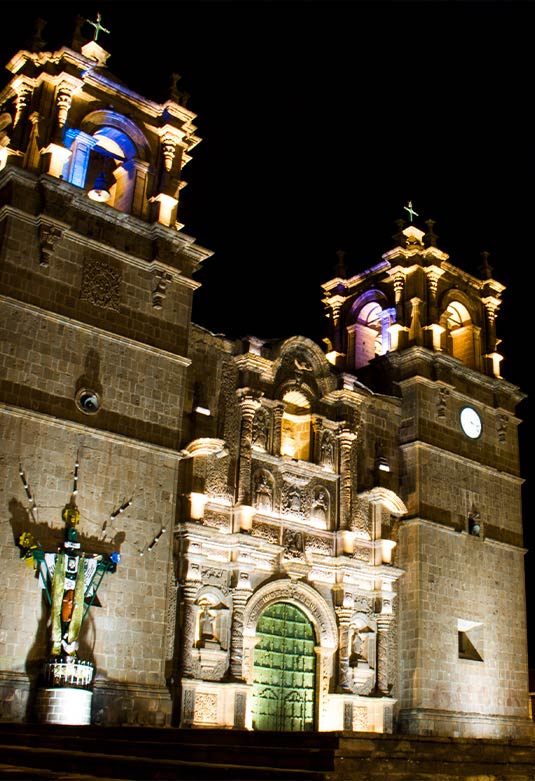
left=459, top=406, right=482, bottom=439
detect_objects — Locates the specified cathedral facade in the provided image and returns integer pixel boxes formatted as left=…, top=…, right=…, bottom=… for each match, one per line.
left=0, top=19, right=531, bottom=739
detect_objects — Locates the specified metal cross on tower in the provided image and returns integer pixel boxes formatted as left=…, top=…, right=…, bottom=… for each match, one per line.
left=86, top=12, right=110, bottom=42
left=404, top=200, right=419, bottom=223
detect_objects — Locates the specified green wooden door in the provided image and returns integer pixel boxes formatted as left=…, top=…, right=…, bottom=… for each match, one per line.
left=252, top=602, right=316, bottom=731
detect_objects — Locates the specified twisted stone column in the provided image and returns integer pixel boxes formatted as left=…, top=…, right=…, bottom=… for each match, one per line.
left=335, top=606, right=353, bottom=691
left=229, top=584, right=251, bottom=680
left=272, top=402, right=283, bottom=457
left=337, top=428, right=356, bottom=530
left=236, top=390, right=261, bottom=506
left=180, top=582, right=199, bottom=678
left=376, top=614, right=392, bottom=694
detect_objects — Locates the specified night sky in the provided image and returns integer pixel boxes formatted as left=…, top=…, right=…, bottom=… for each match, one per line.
left=2, top=0, right=534, bottom=660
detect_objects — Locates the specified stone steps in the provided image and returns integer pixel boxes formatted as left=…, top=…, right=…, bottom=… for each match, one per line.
left=0, top=724, right=336, bottom=780
left=4, top=723, right=535, bottom=780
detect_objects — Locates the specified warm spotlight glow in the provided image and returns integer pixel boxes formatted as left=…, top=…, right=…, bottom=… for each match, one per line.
left=88, top=174, right=111, bottom=202
left=190, top=492, right=207, bottom=519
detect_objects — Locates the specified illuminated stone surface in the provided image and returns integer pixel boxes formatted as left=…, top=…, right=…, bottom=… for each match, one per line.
left=0, top=17, right=531, bottom=745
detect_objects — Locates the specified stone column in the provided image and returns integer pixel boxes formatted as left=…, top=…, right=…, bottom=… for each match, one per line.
left=180, top=582, right=199, bottom=678
left=229, top=577, right=252, bottom=680
left=335, top=606, right=353, bottom=692
left=236, top=390, right=261, bottom=506
left=376, top=614, right=392, bottom=695
left=311, top=416, right=323, bottom=465
left=482, top=297, right=500, bottom=354
left=272, top=401, right=284, bottom=456
left=392, top=271, right=405, bottom=325
left=11, top=76, right=34, bottom=151
left=337, top=428, right=356, bottom=530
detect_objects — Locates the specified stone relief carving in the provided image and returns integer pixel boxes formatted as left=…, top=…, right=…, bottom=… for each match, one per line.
left=437, top=386, right=449, bottom=419
left=203, top=512, right=230, bottom=531
left=496, top=413, right=508, bottom=444
left=151, top=269, right=172, bottom=309
left=165, top=561, right=178, bottom=659
left=200, top=567, right=227, bottom=588
left=293, top=355, right=313, bottom=386
left=252, top=407, right=270, bottom=450
left=38, top=223, right=64, bottom=267
left=304, top=535, right=332, bottom=555
left=281, top=481, right=309, bottom=519
left=283, top=528, right=304, bottom=559
left=206, top=458, right=232, bottom=502
left=194, top=692, right=217, bottom=723
left=352, top=545, right=370, bottom=562
left=80, top=256, right=121, bottom=311
left=183, top=689, right=195, bottom=721
left=350, top=497, right=370, bottom=535
left=251, top=522, right=279, bottom=544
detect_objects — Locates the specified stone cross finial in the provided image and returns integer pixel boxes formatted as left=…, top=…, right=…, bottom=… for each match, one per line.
left=404, top=200, right=419, bottom=223
left=335, top=249, right=347, bottom=278
left=479, top=250, right=493, bottom=279
left=86, top=12, right=110, bottom=42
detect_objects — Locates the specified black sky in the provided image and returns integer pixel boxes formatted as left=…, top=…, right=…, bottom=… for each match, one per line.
left=2, top=0, right=534, bottom=659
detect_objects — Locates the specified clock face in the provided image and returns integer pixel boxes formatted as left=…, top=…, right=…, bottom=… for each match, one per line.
left=459, top=406, right=482, bottom=439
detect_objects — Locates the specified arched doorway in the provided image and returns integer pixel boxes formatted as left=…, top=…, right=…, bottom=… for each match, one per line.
left=252, top=602, right=316, bottom=731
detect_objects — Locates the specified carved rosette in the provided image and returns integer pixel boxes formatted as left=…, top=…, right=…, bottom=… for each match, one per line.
left=80, top=257, right=121, bottom=311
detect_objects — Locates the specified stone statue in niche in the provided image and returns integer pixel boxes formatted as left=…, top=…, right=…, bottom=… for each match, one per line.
left=350, top=625, right=373, bottom=668
left=197, top=603, right=221, bottom=649
left=192, top=599, right=230, bottom=681
left=289, top=486, right=301, bottom=513
left=311, top=487, right=329, bottom=524
left=255, top=472, right=273, bottom=512
left=200, top=605, right=216, bottom=640
left=320, top=433, right=334, bottom=469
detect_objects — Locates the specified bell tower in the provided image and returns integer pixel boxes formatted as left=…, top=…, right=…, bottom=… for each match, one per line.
left=0, top=14, right=211, bottom=724
left=322, top=210, right=531, bottom=738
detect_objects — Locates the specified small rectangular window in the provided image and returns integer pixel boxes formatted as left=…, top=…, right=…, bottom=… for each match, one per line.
left=457, top=619, right=483, bottom=662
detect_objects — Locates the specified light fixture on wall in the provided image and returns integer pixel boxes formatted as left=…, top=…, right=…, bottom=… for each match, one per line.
left=468, top=511, right=481, bottom=536
left=87, top=170, right=111, bottom=202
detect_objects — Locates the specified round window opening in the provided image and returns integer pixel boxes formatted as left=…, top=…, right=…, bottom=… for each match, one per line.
left=76, top=389, right=101, bottom=415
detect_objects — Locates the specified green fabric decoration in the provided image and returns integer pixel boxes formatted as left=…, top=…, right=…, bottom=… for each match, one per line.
left=68, top=555, right=86, bottom=646
left=50, top=552, right=65, bottom=656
